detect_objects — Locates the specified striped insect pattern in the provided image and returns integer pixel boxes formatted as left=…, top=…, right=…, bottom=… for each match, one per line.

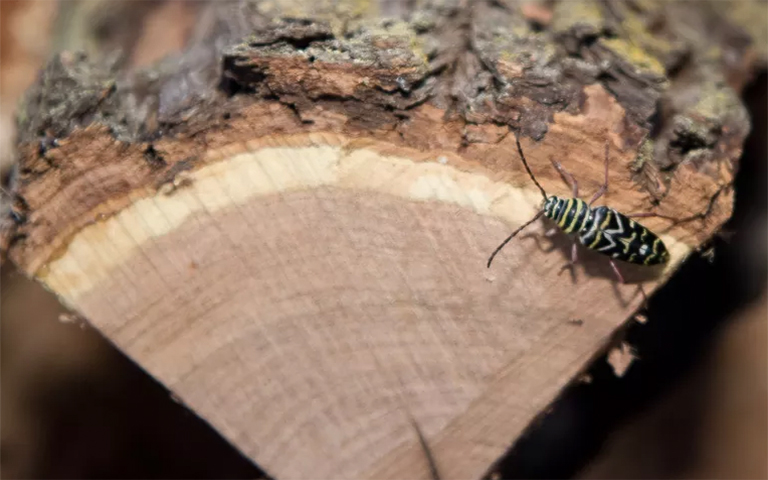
left=486, top=135, right=670, bottom=286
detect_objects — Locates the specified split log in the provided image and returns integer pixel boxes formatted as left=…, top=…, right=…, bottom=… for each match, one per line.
left=3, top=1, right=764, bottom=478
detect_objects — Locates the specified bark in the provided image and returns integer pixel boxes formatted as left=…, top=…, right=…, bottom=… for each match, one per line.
left=2, top=1, right=765, bottom=479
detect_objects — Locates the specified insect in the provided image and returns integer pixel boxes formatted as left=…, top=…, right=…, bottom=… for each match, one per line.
left=486, top=135, right=670, bottom=288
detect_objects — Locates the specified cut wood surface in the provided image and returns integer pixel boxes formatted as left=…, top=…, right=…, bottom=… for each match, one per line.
left=3, top=1, right=764, bottom=479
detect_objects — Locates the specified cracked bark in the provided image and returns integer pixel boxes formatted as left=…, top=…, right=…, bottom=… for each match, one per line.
left=2, top=1, right=765, bottom=479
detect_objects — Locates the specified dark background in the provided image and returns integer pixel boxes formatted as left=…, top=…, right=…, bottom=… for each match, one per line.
left=1, top=1, right=765, bottom=479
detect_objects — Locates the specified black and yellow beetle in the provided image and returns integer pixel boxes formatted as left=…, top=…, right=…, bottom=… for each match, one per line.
left=487, top=135, right=670, bottom=285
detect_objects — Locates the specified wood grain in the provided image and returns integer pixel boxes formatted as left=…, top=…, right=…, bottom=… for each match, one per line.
left=4, top=0, right=764, bottom=478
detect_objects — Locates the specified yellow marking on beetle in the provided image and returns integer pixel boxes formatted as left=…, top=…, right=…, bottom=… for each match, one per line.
left=619, top=232, right=637, bottom=254
left=644, top=236, right=668, bottom=265
left=589, top=230, right=603, bottom=249
left=566, top=199, right=585, bottom=233
left=600, top=211, right=613, bottom=231
left=558, top=198, right=574, bottom=228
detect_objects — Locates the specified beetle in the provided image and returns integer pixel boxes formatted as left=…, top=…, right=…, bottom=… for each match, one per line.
left=487, top=135, right=670, bottom=287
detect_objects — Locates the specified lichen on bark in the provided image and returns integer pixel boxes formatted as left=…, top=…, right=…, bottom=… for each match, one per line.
left=3, top=0, right=765, bottom=262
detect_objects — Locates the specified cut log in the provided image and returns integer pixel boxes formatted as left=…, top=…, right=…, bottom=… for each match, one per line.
left=3, top=1, right=764, bottom=479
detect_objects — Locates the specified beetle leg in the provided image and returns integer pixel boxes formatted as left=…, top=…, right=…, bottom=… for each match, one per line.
left=550, top=158, right=579, bottom=198
left=559, top=241, right=579, bottom=279
left=608, top=258, right=625, bottom=283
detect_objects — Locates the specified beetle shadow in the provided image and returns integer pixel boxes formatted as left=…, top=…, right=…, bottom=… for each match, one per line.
left=519, top=223, right=665, bottom=308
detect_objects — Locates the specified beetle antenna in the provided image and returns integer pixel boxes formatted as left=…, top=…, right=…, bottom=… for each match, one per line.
left=515, top=134, right=548, bottom=201
left=487, top=210, right=545, bottom=268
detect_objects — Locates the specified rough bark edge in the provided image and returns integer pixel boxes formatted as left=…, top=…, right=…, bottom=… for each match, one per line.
left=3, top=0, right=763, bottom=270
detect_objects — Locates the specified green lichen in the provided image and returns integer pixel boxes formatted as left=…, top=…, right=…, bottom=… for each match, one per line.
left=615, top=4, right=674, bottom=55
left=702, top=45, right=723, bottom=64
left=328, top=0, right=376, bottom=38
left=668, top=82, right=748, bottom=163
left=630, top=0, right=665, bottom=13
left=601, top=37, right=666, bottom=77
left=598, top=1, right=678, bottom=78
left=409, top=35, right=430, bottom=67
left=492, top=21, right=556, bottom=69
left=690, top=82, right=746, bottom=124
left=551, top=0, right=603, bottom=35
left=368, top=18, right=415, bottom=38
left=263, top=0, right=373, bottom=18
left=509, top=23, right=534, bottom=39
left=632, top=137, right=655, bottom=172
left=256, top=0, right=375, bottom=38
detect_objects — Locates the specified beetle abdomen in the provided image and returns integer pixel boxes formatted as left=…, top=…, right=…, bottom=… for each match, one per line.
left=579, top=206, right=669, bottom=265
